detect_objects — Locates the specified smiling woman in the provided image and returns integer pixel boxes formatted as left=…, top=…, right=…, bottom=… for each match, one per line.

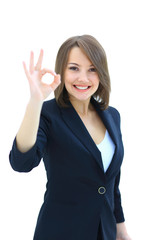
left=64, top=47, right=100, bottom=103
left=67, top=63, right=95, bottom=91
left=54, top=35, right=111, bottom=110
left=9, top=35, right=131, bottom=240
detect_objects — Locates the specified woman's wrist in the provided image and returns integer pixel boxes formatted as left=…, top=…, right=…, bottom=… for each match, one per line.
left=116, top=222, right=131, bottom=239
left=28, top=97, right=44, bottom=112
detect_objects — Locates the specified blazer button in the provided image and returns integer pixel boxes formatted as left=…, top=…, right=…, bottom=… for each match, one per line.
left=98, top=186, right=106, bottom=194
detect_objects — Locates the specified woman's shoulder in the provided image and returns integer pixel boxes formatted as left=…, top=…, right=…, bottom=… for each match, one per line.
left=92, top=98, right=120, bottom=117
left=43, top=98, right=58, bottom=110
left=104, top=105, right=120, bottom=116
left=107, top=106, right=120, bottom=115
left=104, top=106, right=121, bottom=124
left=41, top=98, right=60, bottom=119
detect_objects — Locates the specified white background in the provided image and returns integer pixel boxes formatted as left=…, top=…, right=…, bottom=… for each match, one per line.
left=0, top=0, right=160, bottom=239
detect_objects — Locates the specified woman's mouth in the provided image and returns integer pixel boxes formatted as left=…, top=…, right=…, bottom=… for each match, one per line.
left=73, top=85, right=91, bottom=91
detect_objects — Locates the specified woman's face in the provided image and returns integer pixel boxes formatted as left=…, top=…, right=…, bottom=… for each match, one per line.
left=64, top=47, right=100, bottom=103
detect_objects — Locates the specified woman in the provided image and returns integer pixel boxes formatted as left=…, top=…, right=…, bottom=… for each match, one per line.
left=9, top=35, right=131, bottom=240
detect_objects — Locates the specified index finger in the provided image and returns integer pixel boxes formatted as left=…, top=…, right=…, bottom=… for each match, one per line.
left=35, top=49, right=44, bottom=71
left=41, top=68, right=56, bottom=76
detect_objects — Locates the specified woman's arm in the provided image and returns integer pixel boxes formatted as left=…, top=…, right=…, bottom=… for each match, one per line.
left=116, top=222, right=132, bottom=240
left=16, top=98, right=43, bottom=152
left=16, top=50, right=61, bottom=153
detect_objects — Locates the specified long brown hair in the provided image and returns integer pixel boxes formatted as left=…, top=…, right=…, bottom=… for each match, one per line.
left=54, top=35, right=111, bottom=110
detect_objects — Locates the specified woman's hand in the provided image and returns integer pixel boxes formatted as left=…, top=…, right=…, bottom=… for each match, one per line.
left=23, top=49, right=61, bottom=102
left=116, top=235, right=132, bottom=240
left=116, top=223, right=132, bottom=240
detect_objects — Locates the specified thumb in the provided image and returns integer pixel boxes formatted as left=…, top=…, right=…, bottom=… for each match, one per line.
left=50, top=74, right=61, bottom=90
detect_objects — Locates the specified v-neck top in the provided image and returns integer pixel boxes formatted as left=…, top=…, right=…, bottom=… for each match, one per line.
left=97, top=131, right=115, bottom=172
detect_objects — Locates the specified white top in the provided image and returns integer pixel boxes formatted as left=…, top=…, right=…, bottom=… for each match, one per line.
left=96, top=131, right=115, bottom=172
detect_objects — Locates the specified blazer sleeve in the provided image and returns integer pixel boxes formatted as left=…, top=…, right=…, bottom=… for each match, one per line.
left=9, top=105, right=49, bottom=172
left=110, top=107, right=125, bottom=223
left=114, top=170, right=125, bottom=223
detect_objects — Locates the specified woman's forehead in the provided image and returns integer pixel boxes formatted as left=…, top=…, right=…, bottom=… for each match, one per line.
left=67, top=47, right=93, bottom=66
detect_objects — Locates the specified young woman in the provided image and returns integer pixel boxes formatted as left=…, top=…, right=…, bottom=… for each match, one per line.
left=9, top=35, right=131, bottom=240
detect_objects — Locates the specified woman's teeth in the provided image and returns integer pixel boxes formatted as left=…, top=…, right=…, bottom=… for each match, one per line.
left=74, top=85, right=89, bottom=90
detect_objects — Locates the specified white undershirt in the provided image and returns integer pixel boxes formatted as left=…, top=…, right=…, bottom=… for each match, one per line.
left=96, top=131, right=115, bottom=172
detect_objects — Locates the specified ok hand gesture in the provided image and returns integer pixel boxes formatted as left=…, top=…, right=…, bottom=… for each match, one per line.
left=23, top=49, right=61, bottom=102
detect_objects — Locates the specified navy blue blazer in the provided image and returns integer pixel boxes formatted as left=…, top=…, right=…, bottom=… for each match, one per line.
left=9, top=97, right=125, bottom=240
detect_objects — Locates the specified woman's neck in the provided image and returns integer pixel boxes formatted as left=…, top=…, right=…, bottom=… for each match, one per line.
left=69, top=97, right=93, bottom=116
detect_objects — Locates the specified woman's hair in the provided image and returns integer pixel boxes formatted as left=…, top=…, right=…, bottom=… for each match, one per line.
left=54, top=35, right=111, bottom=110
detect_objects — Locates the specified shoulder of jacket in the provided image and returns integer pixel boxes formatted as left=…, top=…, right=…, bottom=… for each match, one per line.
left=107, top=106, right=120, bottom=115
left=106, top=106, right=121, bottom=123
left=40, top=98, right=60, bottom=120
left=42, top=98, right=58, bottom=111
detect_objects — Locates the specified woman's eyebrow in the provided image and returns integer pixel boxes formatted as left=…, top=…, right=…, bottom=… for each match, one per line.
left=68, top=63, right=94, bottom=67
left=68, top=63, right=79, bottom=66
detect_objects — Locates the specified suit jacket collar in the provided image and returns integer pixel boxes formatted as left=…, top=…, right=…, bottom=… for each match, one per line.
left=59, top=98, right=120, bottom=176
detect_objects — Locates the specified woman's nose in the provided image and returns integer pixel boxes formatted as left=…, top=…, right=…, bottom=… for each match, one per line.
left=77, top=71, right=89, bottom=82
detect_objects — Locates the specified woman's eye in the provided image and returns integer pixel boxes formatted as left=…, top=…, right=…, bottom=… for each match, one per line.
left=69, top=66, right=78, bottom=71
left=89, top=67, right=97, bottom=72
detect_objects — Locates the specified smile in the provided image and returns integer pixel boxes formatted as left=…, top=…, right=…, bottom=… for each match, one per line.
left=74, top=85, right=91, bottom=90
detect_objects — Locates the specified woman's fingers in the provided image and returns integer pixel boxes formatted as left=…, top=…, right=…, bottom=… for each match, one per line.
left=35, top=49, right=44, bottom=71
left=50, top=74, right=61, bottom=90
left=29, top=51, right=34, bottom=73
left=41, top=68, right=61, bottom=89
left=29, top=49, right=43, bottom=73
left=41, top=68, right=56, bottom=76
left=23, top=61, right=30, bottom=81
left=23, top=51, right=61, bottom=95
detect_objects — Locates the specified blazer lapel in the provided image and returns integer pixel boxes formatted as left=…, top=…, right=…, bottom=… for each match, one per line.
left=97, top=108, right=119, bottom=175
left=59, top=98, right=120, bottom=175
left=59, top=102, right=104, bottom=171
left=91, top=98, right=121, bottom=177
